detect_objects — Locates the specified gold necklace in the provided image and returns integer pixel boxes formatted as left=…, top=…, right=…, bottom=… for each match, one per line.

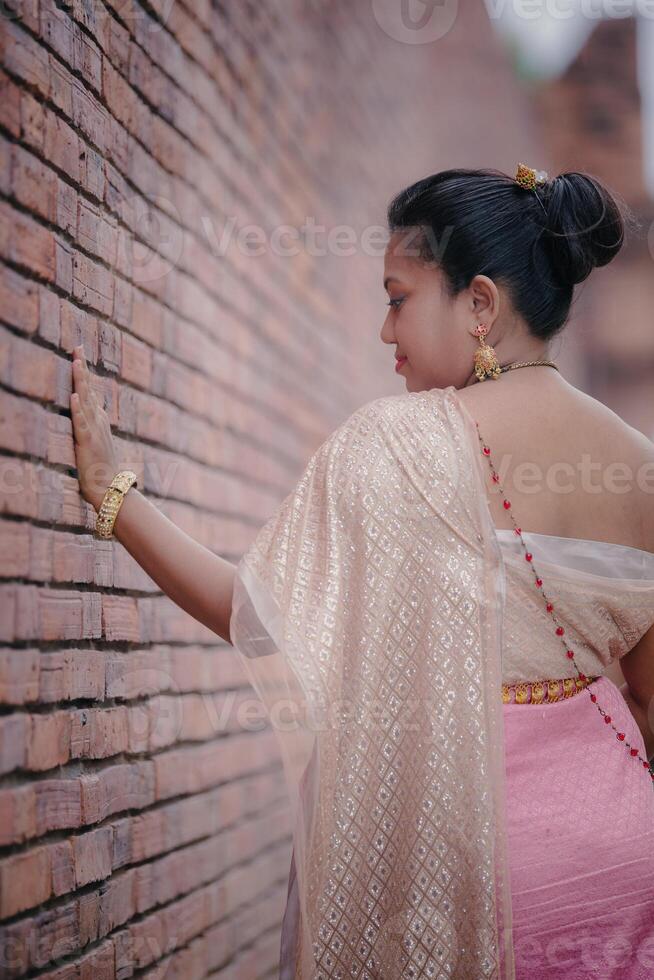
left=499, top=359, right=559, bottom=373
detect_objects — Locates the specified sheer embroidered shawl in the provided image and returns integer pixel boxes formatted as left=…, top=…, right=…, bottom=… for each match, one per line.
left=229, top=386, right=515, bottom=979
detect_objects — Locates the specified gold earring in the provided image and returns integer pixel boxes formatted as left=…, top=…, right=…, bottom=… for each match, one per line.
left=472, top=323, right=501, bottom=381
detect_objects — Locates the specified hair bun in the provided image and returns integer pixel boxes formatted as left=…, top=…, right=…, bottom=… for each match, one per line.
left=540, top=172, right=630, bottom=287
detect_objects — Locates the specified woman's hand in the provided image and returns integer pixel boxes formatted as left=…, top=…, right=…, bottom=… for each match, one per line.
left=70, top=345, right=119, bottom=511
left=69, top=345, right=235, bottom=643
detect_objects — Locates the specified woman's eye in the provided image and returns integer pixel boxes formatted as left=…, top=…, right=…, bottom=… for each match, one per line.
left=386, top=297, right=404, bottom=308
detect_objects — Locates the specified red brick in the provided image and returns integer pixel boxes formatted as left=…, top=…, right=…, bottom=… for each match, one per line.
left=98, top=868, right=136, bottom=936
left=39, top=589, right=103, bottom=641
left=77, top=199, right=119, bottom=265
left=98, top=320, right=121, bottom=373
left=0, top=458, right=52, bottom=520
left=4, top=326, right=59, bottom=401
left=39, top=284, right=61, bottom=345
left=28, top=709, right=72, bottom=770
left=0, top=200, right=56, bottom=280
left=0, top=517, right=30, bottom=575
left=3, top=20, right=50, bottom=97
left=0, top=647, right=39, bottom=704
left=102, top=57, right=143, bottom=136
left=78, top=937, right=115, bottom=978
left=39, top=648, right=105, bottom=704
left=60, top=301, right=99, bottom=362
left=130, top=291, right=164, bottom=347
left=31, top=898, right=81, bottom=968
left=112, top=274, right=133, bottom=328
left=0, top=389, right=48, bottom=457
left=102, top=594, right=140, bottom=642
left=11, top=144, right=58, bottom=222
left=70, top=705, right=129, bottom=759
left=44, top=110, right=80, bottom=181
left=73, top=148, right=100, bottom=206
left=71, top=78, right=108, bottom=154
left=72, top=825, right=112, bottom=887
left=0, top=783, right=37, bottom=845
left=50, top=838, right=75, bottom=897
left=0, top=133, right=9, bottom=195
left=28, top=525, right=54, bottom=580
left=0, top=845, right=51, bottom=918
left=55, top=236, right=73, bottom=293
left=0, top=66, right=21, bottom=137
left=34, top=778, right=82, bottom=837
left=121, top=331, right=152, bottom=388
left=106, top=14, right=130, bottom=73
left=49, top=55, right=74, bottom=116
left=0, top=584, right=17, bottom=641
left=72, top=251, right=114, bottom=315
left=0, top=711, right=28, bottom=774
left=52, top=530, right=97, bottom=584
left=57, top=177, right=77, bottom=236
left=0, top=916, right=31, bottom=974
left=80, top=761, right=155, bottom=824
left=20, top=88, right=45, bottom=151
left=71, top=26, right=102, bottom=95
left=40, top=0, right=74, bottom=63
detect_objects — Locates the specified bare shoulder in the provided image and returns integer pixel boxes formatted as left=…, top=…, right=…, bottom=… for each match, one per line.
left=568, top=383, right=653, bottom=450
left=569, top=387, right=654, bottom=513
left=454, top=376, right=654, bottom=551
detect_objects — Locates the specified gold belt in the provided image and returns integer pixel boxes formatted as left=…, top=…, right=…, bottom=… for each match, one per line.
left=502, top=674, right=598, bottom=705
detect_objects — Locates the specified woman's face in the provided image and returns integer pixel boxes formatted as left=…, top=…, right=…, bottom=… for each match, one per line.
left=380, top=230, right=496, bottom=391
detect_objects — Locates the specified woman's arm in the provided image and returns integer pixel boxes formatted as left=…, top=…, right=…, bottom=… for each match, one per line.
left=618, top=622, right=654, bottom=760
left=112, top=490, right=235, bottom=643
left=619, top=682, right=654, bottom=761
left=70, top=345, right=235, bottom=645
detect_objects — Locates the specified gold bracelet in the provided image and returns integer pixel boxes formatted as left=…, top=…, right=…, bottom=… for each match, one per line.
left=94, top=470, right=138, bottom=539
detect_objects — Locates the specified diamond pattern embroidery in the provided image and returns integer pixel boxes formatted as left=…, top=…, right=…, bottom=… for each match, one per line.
left=232, top=389, right=514, bottom=978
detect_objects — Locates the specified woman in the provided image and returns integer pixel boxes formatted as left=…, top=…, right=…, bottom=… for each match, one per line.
left=70, top=167, right=654, bottom=979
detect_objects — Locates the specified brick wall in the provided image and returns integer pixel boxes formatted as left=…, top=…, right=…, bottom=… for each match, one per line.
left=536, top=16, right=654, bottom=437
left=0, top=2, right=539, bottom=976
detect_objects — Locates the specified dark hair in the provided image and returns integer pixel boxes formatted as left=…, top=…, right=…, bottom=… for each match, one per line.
left=386, top=168, right=638, bottom=342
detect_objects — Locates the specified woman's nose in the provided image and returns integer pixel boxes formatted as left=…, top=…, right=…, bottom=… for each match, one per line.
left=380, top=317, right=394, bottom=345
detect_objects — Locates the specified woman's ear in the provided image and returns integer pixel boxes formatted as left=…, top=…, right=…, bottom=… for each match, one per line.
left=470, top=274, right=499, bottom=325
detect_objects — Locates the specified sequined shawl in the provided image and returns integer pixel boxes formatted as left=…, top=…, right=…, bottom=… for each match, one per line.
left=229, top=386, right=515, bottom=979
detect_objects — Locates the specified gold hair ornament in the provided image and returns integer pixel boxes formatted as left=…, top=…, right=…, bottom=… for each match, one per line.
left=514, top=162, right=550, bottom=216
left=515, top=162, right=549, bottom=191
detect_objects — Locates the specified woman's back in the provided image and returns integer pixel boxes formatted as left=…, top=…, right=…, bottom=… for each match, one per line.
left=454, top=369, right=654, bottom=556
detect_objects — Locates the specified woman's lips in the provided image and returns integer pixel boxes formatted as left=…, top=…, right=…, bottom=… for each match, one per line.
left=395, top=356, right=407, bottom=372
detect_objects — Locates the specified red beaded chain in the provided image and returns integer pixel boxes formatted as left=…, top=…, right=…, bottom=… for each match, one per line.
left=474, top=421, right=654, bottom=782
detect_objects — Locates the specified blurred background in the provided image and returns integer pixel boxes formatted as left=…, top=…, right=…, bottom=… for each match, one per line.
left=0, top=1, right=652, bottom=977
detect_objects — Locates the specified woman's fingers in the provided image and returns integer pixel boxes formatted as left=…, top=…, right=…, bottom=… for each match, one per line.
left=72, top=350, right=92, bottom=401
left=72, top=364, right=92, bottom=416
left=70, top=347, right=119, bottom=510
left=70, top=388, right=91, bottom=441
left=73, top=347, right=103, bottom=415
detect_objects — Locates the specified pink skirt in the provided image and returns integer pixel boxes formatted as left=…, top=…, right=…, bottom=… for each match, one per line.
left=503, top=675, right=654, bottom=979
